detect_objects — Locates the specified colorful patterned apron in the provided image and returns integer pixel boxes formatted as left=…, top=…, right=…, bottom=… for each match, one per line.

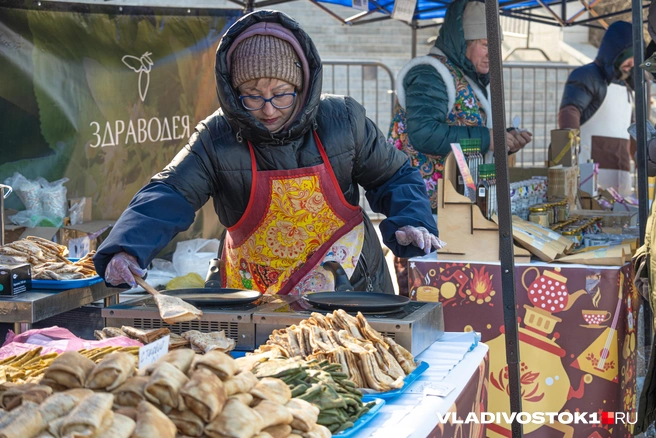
left=221, top=131, right=365, bottom=295
left=387, top=53, right=488, bottom=210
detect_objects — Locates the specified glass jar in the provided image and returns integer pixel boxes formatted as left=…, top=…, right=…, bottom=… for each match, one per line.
left=529, top=206, right=550, bottom=227
left=554, top=200, right=569, bottom=223
left=562, top=227, right=584, bottom=248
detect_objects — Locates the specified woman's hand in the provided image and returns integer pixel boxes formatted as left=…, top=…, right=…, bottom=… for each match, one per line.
left=395, top=226, right=446, bottom=255
left=489, top=129, right=533, bottom=153
left=105, top=252, right=146, bottom=287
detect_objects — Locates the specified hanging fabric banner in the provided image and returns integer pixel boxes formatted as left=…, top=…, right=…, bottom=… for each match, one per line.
left=0, top=1, right=241, bottom=239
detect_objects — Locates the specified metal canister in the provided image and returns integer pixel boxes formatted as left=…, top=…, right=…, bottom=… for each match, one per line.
left=529, top=206, right=549, bottom=227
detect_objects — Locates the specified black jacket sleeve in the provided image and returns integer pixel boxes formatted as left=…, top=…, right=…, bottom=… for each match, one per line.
left=93, top=181, right=197, bottom=279
left=559, top=67, right=597, bottom=116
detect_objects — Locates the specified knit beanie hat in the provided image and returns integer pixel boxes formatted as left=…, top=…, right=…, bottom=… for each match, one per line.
left=462, top=1, right=503, bottom=41
left=231, top=34, right=303, bottom=89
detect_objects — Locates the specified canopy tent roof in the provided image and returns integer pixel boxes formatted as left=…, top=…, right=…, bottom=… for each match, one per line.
left=243, top=0, right=649, bottom=29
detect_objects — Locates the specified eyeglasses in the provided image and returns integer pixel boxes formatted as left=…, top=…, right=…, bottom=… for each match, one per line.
left=239, top=92, right=297, bottom=111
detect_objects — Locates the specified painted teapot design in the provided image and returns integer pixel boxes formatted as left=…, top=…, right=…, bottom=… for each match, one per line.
left=522, top=267, right=587, bottom=314
left=487, top=267, right=588, bottom=437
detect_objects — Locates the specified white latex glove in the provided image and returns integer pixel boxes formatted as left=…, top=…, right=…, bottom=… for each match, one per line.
left=105, top=252, right=146, bottom=287
left=395, top=225, right=446, bottom=255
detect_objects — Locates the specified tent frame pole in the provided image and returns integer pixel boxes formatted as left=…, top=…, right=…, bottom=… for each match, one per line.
left=485, top=1, right=523, bottom=436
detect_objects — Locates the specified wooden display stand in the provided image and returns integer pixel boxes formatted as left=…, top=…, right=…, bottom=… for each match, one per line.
left=437, top=154, right=531, bottom=263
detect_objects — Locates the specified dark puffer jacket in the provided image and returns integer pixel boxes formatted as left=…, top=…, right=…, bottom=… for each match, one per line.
left=558, top=21, right=633, bottom=128
left=93, top=10, right=437, bottom=293
left=402, top=0, right=492, bottom=156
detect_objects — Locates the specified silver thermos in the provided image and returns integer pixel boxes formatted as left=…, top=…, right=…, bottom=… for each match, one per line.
left=0, top=184, right=12, bottom=246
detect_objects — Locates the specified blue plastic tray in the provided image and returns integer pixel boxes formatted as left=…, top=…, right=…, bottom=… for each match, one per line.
left=361, top=360, right=429, bottom=401
left=31, top=275, right=103, bottom=290
left=334, top=397, right=385, bottom=437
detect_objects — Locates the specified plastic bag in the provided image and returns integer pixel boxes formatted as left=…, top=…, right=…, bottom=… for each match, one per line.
left=4, top=172, right=41, bottom=211
left=9, top=210, right=59, bottom=228
left=38, top=177, right=68, bottom=222
left=628, top=121, right=656, bottom=141
left=171, top=238, right=220, bottom=278
left=68, top=197, right=86, bottom=226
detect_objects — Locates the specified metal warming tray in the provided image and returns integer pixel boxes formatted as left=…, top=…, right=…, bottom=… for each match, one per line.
left=102, top=294, right=297, bottom=351
left=254, top=298, right=444, bottom=356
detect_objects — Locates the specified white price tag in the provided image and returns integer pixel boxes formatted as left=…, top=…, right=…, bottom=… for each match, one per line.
left=138, top=335, right=170, bottom=369
left=391, top=0, right=417, bottom=23
left=406, top=381, right=455, bottom=397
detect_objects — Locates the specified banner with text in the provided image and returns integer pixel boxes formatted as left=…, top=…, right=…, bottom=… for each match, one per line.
left=0, top=1, right=241, bottom=244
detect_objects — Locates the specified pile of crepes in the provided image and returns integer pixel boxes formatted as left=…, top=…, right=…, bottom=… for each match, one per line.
left=252, top=309, right=417, bottom=391
left=97, top=326, right=236, bottom=353
left=0, top=346, right=139, bottom=385
left=0, top=348, right=331, bottom=438
left=0, top=236, right=97, bottom=280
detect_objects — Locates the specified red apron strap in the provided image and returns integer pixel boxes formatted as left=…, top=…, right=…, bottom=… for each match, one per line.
left=312, top=130, right=359, bottom=212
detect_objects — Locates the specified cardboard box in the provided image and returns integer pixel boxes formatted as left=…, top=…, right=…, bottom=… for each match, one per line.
left=0, top=263, right=31, bottom=296
left=59, top=220, right=114, bottom=258
left=579, top=162, right=598, bottom=196
left=579, top=191, right=603, bottom=210
left=20, top=227, right=59, bottom=242
left=3, top=225, right=26, bottom=244
left=549, top=129, right=579, bottom=167
left=556, top=245, right=625, bottom=266
left=548, top=165, right=579, bottom=210
left=68, top=197, right=92, bottom=224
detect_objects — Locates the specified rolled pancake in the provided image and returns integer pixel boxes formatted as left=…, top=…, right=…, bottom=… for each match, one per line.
left=304, top=425, right=331, bottom=438
left=131, top=401, right=176, bottom=438
left=229, top=393, right=253, bottom=406
left=223, top=370, right=258, bottom=396
left=62, top=388, right=94, bottom=402
left=43, top=352, right=95, bottom=389
left=100, top=413, right=136, bottom=438
left=181, top=368, right=226, bottom=423
left=191, top=350, right=239, bottom=381
left=111, top=376, right=149, bottom=407
left=285, top=398, right=319, bottom=432
left=169, top=408, right=205, bottom=437
left=183, top=330, right=235, bottom=353
left=141, top=348, right=195, bottom=376
left=1, top=384, right=52, bottom=410
left=48, top=416, right=67, bottom=437
left=0, top=407, right=44, bottom=438
left=144, top=362, right=188, bottom=409
left=59, top=392, right=114, bottom=438
left=253, top=434, right=273, bottom=438
left=253, top=400, right=293, bottom=429
left=263, top=424, right=292, bottom=438
left=85, top=352, right=136, bottom=391
left=205, top=398, right=263, bottom=438
left=34, top=433, right=55, bottom=438
left=121, top=326, right=169, bottom=344
left=38, top=392, right=80, bottom=423
left=114, top=406, right=138, bottom=422
left=250, top=378, right=292, bottom=405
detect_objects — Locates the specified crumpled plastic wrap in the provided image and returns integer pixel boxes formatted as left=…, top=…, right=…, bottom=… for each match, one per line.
left=0, top=326, right=142, bottom=361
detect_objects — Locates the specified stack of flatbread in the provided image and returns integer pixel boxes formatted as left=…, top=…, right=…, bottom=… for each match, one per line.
left=0, top=348, right=330, bottom=438
left=97, top=326, right=191, bottom=350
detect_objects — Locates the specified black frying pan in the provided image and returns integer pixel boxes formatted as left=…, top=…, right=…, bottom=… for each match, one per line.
left=161, top=258, right=262, bottom=306
left=301, top=261, right=410, bottom=312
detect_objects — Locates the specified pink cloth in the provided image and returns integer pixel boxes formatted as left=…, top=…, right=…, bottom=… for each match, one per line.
left=0, top=326, right=142, bottom=360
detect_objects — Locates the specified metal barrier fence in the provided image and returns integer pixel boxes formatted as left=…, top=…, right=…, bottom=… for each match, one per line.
left=323, top=60, right=575, bottom=168
left=322, top=60, right=577, bottom=217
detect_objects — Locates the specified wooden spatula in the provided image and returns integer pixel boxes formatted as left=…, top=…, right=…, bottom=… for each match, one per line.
left=134, top=276, right=203, bottom=324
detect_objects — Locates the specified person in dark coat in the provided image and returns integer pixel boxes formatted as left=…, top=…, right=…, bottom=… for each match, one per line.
left=558, top=21, right=634, bottom=196
left=93, top=10, right=443, bottom=296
